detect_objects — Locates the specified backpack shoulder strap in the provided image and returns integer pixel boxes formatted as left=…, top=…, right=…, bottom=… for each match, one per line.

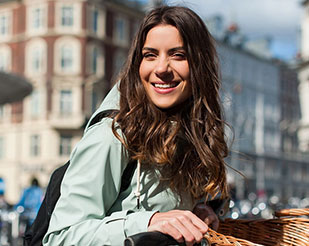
left=88, top=109, right=118, bottom=128
left=120, top=160, right=137, bottom=193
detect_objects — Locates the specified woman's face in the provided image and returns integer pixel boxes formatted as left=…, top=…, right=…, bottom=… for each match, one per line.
left=139, top=24, right=191, bottom=109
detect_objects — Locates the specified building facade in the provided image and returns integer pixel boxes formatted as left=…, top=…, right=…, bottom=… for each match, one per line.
left=218, top=41, right=280, bottom=200
left=0, top=0, right=144, bottom=203
left=298, top=0, right=309, bottom=152
left=217, top=40, right=309, bottom=202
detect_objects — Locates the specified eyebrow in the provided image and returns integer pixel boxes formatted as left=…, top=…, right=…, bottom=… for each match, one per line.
left=142, top=46, right=185, bottom=53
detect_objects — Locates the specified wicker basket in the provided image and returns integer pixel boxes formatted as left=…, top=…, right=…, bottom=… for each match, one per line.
left=215, top=208, right=309, bottom=246
left=205, top=228, right=262, bottom=245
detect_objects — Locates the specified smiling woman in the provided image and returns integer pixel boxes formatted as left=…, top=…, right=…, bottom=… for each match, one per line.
left=139, top=24, right=191, bottom=109
left=43, top=5, right=229, bottom=246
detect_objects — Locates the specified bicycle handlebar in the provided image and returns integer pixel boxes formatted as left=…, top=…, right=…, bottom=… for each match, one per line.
left=124, top=231, right=210, bottom=246
left=124, top=231, right=184, bottom=246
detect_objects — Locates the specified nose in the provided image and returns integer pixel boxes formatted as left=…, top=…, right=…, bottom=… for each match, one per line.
left=155, top=56, right=171, bottom=76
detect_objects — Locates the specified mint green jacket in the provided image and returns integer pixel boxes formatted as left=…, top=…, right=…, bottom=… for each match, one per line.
left=43, top=85, right=195, bottom=246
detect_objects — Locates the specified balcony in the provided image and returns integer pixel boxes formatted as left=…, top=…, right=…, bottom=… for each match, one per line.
left=49, top=112, right=85, bottom=130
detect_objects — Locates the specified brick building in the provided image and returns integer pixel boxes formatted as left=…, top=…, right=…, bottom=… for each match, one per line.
left=0, top=0, right=144, bottom=203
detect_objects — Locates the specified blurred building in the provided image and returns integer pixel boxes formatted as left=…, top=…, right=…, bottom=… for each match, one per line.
left=277, top=62, right=308, bottom=202
left=218, top=35, right=309, bottom=202
left=0, top=0, right=144, bottom=203
left=298, top=0, right=309, bottom=152
left=278, top=62, right=301, bottom=153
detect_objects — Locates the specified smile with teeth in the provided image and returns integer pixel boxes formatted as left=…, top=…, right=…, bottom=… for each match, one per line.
left=152, top=82, right=180, bottom=88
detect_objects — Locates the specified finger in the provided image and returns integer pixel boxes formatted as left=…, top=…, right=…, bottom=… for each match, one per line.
left=147, top=210, right=208, bottom=245
left=171, top=218, right=197, bottom=246
left=204, top=214, right=219, bottom=230
left=177, top=213, right=206, bottom=244
left=185, top=211, right=208, bottom=234
left=148, top=220, right=184, bottom=243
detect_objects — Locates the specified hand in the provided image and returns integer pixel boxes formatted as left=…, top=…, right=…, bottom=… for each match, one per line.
left=192, top=203, right=219, bottom=230
left=147, top=210, right=208, bottom=246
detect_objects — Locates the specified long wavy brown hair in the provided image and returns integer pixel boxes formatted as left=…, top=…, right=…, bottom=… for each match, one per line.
left=112, top=6, right=229, bottom=201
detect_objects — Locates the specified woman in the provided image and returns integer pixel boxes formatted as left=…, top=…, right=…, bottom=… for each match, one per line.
left=43, top=5, right=229, bottom=246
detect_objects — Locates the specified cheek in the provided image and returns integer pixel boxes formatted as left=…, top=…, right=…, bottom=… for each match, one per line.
left=139, top=61, right=149, bottom=81
left=173, top=62, right=190, bottom=80
left=181, top=64, right=190, bottom=80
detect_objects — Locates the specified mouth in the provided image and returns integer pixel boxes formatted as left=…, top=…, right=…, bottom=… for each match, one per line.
left=151, top=82, right=180, bottom=89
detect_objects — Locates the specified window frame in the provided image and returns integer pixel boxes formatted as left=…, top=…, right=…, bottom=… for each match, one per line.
left=0, top=44, right=11, bottom=71
left=61, top=5, right=74, bottom=27
left=25, top=38, right=47, bottom=75
left=113, top=14, right=129, bottom=45
left=30, top=90, right=40, bottom=117
left=30, top=134, right=40, bottom=157
left=26, top=3, right=47, bottom=36
left=0, top=10, right=11, bottom=41
left=59, top=134, right=72, bottom=156
left=54, top=37, right=81, bottom=75
left=87, top=43, right=104, bottom=76
left=55, top=2, right=81, bottom=34
left=87, top=4, right=105, bottom=38
left=59, top=89, right=73, bottom=115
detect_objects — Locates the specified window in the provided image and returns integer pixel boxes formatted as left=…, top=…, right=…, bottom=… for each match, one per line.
left=61, top=45, right=73, bottom=71
left=114, top=15, right=128, bottom=44
left=87, top=44, right=104, bottom=76
left=0, top=45, right=11, bottom=71
left=27, top=4, right=47, bottom=35
left=26, top=39, right=46, bottom=75
left=61, top=6, right=73, bottom=27
left=30, top=90, right=40, bottom=117
left=0, top=12, right=9, bottom=37
left=92, top=47, right=98, bottom=74
left=56, top=2, right=81, bottom=33
left=33, top=8, right=42, bottom=28
left=0, top=15, right=7, bottom=35
left=113, top=49, right=126, bottom=76
left=92, top=9, right=98, bottom=33
left=0, top=137, right=4, bottom=159
left=87, top=5, right=105, bottom=37
left=30, top=135, right=40, bottom=157
left=32, top=48, right=42, bottom=71
left=59, top=135, right=72, bottom=156
left=60, top=90, right=72, bottom=115
left=115, top=18, right=124, bottom=40
left=55, top=37, right=81, bottom=74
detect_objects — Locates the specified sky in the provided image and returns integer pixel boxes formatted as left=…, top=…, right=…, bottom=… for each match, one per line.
left=138, top=0, right=305, bottom=61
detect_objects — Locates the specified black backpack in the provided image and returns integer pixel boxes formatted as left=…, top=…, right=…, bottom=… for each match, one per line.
left=24, top=110, right=137, bottom=246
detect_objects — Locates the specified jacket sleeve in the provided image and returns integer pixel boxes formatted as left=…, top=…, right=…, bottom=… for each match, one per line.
left=42, top=118, right=156, bottom=246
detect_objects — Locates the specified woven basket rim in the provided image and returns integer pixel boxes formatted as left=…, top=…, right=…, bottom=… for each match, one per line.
left=216, top=208, right=309, bottom=246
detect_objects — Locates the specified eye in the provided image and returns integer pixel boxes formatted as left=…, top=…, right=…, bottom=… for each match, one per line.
left=142, top=52, right=156, bottom=59
left=172, top=52, right=186, bottom=60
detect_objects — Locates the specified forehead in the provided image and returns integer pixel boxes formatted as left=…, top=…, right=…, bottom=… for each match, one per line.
left=143, top=24, right=183, bottom=47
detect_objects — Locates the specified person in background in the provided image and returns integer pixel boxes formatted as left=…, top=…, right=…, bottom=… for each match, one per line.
left=15, top=177, right=43, bottom=229
left=0, top=177, right=10, bottom=210
left=44, top=5, right=230, bottom=246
